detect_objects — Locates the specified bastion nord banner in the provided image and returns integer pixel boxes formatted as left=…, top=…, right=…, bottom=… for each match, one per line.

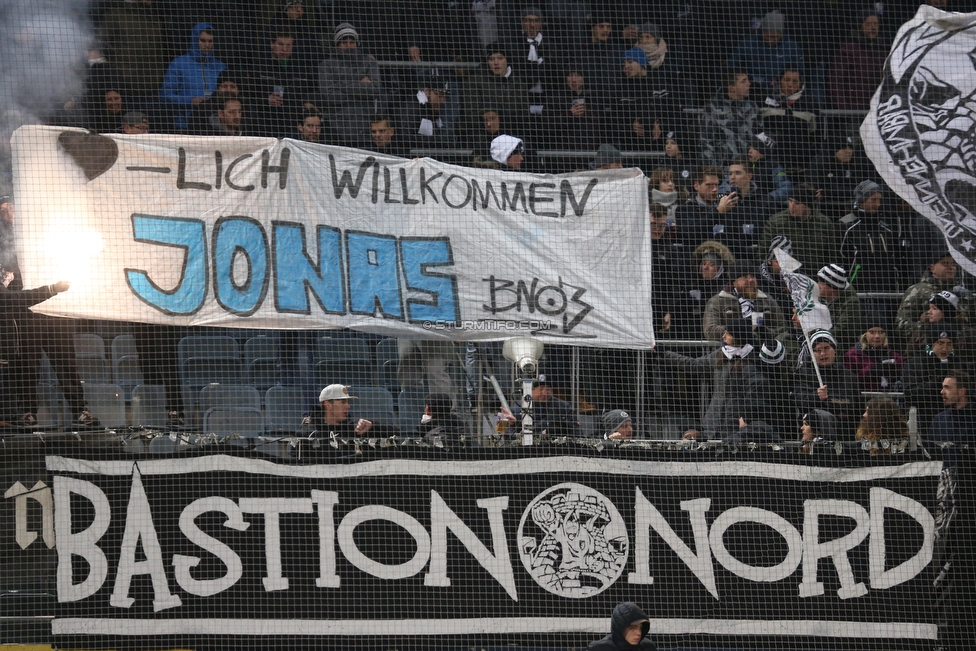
left=46, top=454, right=940, bottom=645
left=11, top=126, right=652, bottom=348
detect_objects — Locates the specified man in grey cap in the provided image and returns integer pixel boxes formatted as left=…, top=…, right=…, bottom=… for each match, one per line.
left=319, top=22, right=385, bottom=148
left=121, top=111, right=149, bottom=134
left=591, top=143, right=623, bottom=170
left=603, top=409, right=633, bottom=439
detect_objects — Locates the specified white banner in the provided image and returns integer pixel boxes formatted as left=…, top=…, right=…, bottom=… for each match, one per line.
left=11, top=126, right=652, bottom=348
left=861, top=7, right=976, bottom=276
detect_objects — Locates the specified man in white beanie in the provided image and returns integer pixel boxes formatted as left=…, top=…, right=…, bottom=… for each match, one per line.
left=490, top=134, right=525, bottom=169
left=816, top=263, right=862, bottom=351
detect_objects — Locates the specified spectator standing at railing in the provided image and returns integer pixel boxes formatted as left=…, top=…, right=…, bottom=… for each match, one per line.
left=685, top=160, right=776, bottom=263
left=657, top=318, right=775, bottom=443
left=759, top=68, right=818, bottom=172
left=612, top=47, right=680, bottom=151
left=549, top=68, right=602, bottom=157
left=794, top=330, right=862, bottom=438
left=649, top=202, right=683, bottom=338
left=737, top=134, right=792, bottom=204
left=698, top=70, right=762, bottom=168
left=808, top=135, right=874, bottom=220
left=160, top=23, right=227, bottom=131
left=505, top=7, right=561, bottom=144
left=398, top=72, right=459, bottom=148
left=844, top=322, right=904, bottom=393
left=828, top=9, right=887, bottom=111
left=839, top=180, right=912, bottom=327
left=760, top=184, right=836, bottom=274
left=702, top=263, right=789, bottom=343
left=662, top=135, right=695, bottom=193
left=243, top=29, right=315, bottom=137
left=675, top=241, right=734, bottom=340
left=816, top=264, right=862, bottom=353
left=728, top=10, right=804, bottom=91
left=319, top=23, right=385, bottom=149
left=579, top=14, right=621, bottom=109
left=465, top=45, right=527, bottom=144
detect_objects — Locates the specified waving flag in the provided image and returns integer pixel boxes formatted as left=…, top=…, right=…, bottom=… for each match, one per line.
left=774, top=249, right=833, bottom=334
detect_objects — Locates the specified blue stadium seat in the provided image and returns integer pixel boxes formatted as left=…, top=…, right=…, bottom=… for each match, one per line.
left=199, top=384, right=262, bottom=412
left=177, top=335, right=244, bottom=425
left=202, top=407, right=265, bottom=438
left=244, top=336, right=280, bottom=392
left=111, top=335, right=143, bottom=400
left=349, top=386, right=397, bottom=426
left=315, top=336, right=372, bottom=363
left=82, top=383, right=126, bottom=428
left=314, top=358, right=375, bottom=388
left=398, top=387, right=428, bottom=434
left=265, top=386, right=306, bottom=432
left=131, top=384, right=168, bottom=429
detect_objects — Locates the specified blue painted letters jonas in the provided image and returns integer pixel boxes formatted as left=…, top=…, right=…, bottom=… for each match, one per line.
left=126, top=215, right=459, bottom=322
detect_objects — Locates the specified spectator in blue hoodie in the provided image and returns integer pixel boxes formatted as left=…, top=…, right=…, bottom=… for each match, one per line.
left=161, top=23, right=227, bottom=131
left=728, top=10, right=804, bottom=91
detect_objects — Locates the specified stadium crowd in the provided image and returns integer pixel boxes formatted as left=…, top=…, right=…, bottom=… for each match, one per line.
left=1, top=0, right=974, bottom=449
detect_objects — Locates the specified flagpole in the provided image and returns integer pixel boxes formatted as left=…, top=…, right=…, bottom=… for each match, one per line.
left=802, top=328, right=825, bottom=388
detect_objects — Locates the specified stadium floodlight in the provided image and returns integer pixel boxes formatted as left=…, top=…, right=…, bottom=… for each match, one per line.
left=502, top=337, right=544, bottom=444
left=502, top=336, right=544, bottom=379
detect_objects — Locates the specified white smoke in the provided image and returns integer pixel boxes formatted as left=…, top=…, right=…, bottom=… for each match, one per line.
left=0, top=0, right=92, bottom=194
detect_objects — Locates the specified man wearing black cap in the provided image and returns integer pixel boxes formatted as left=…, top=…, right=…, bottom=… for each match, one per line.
left=816, top=264, right=862, bottom=352
left=702, top=262, right=789, bottom=342
left=501, top=377, right=580, bottom=438
left=809, top=134, right=873, bottom=219
left=319, top=22, right=385, bottom=148
left=839, top=181, right=912, bottom=319
left=760, top=183, right=837, bottom=272
left=398, top=73, right=457, bottom=148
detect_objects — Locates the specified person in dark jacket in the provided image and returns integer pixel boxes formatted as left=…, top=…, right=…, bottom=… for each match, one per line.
left=319, top=23, right=386, bottom=149
left=588, top=601, right=657, bottom=651
left=905, top=325, right=970, bottom=436
left=417, top=392, right=466, bottom=440
left=794, top=330, right=862, bottom=438
left=0, top=280, right=70, bottom=424
left=659, top=318, right=774, bottom=442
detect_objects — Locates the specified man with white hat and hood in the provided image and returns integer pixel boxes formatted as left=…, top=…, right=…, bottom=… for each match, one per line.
left=490, top=134, right=525, bottom=169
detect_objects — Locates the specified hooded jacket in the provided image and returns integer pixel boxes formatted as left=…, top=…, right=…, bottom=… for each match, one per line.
left=161, top=23, right=227, bottom=129
left=588, top=602, right=657, bottom=651
left=698, top=92, right=762, bottom=167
